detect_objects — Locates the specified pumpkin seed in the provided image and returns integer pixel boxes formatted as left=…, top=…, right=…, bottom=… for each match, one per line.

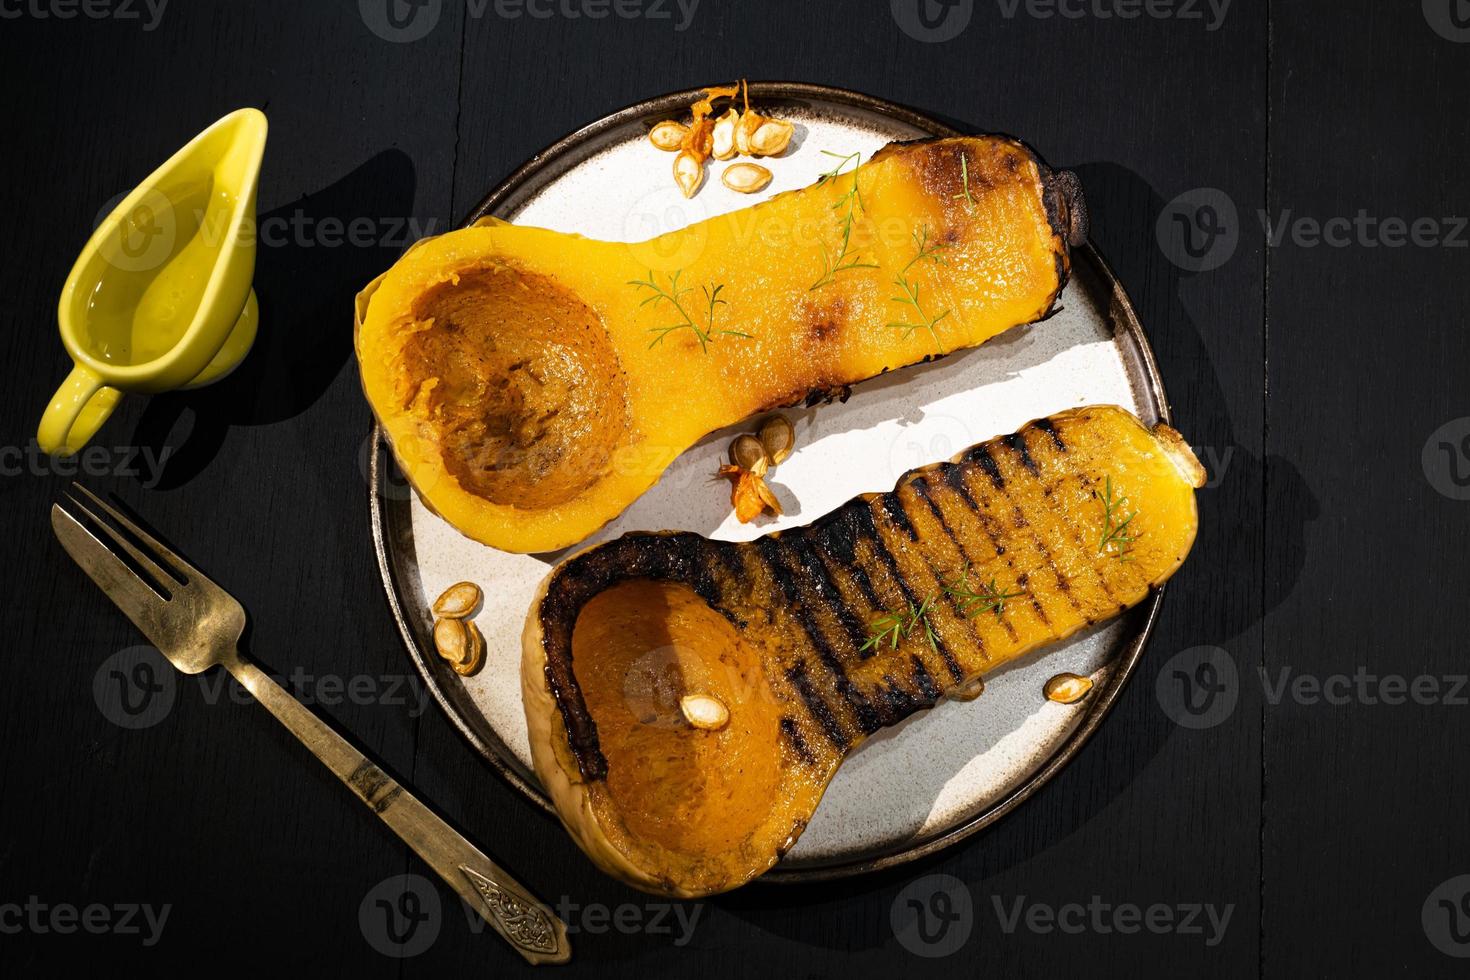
left=711, top=109, right=739, bottom=160
left=721, top=162, right=772, bottom=194
left=451, top=621, right=486, bottom=676
left=1044, top=672, right=1094, bottom=704
left=749, top=118, right=794, bottom=157
left=432, top=581, right=482, bottom=619
left=729, top=433, right=768, bottom=470
left=946, top=675, right=985, bottom=702
left=757, top=415, right=794, bottom=464
left=649, top=120, right=688, bottom=151
left=680, top=693, right=729, bottom=731
left=733, top=110, right=764, bottom=156
left=674, top=150, right=704, bottom=198
left=433, top=617, right=472, bottom=666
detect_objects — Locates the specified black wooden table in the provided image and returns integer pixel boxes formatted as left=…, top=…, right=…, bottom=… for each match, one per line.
left=2, top=2, right=1467, bottom=975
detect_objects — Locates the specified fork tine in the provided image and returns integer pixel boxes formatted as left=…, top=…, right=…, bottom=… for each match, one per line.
left=63, top=491, right=178, bottom=594
left=51, top=503, right=170, bottom=647
left=70, top=483, right=197, bottom=583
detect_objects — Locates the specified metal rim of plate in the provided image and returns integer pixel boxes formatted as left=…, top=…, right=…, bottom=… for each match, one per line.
left=369, top=82, right=1173, bottom=883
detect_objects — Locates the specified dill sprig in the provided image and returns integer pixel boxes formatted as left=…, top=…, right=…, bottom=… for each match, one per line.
left=942, top=564, right=1025, bottom=619
left=888, top=226, right=952, bottom=353
left=629, top=270, right=752, bottom=353
left=860, top=594, right=939, bottom=654
left=810, top=150, right=878, bottom=290
left=1096, top=475, right=1138, bottom=561
left=953, top=152, right=975, bottom=208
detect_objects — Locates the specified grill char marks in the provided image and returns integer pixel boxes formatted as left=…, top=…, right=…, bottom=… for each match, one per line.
left=533, top=408, right=1191, bottom=788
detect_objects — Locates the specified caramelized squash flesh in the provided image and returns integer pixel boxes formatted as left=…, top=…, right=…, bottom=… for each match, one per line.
left=522, top=406, right=1206, bottom=897
left=357, top=136, right=1086, bottom=553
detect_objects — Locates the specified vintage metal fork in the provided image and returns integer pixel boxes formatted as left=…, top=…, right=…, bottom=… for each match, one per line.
left=51, top=484, right=570, bottom=966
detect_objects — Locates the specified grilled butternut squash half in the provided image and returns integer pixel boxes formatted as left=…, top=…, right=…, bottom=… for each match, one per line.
left=356, top=135, right=1086, bottom=553
left=522, top=405, right=1205, bottom=897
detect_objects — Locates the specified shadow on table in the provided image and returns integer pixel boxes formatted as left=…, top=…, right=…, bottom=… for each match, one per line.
left=704, top=157, right=1317, bottom=953
left=128, top=148, right=423, bottom=488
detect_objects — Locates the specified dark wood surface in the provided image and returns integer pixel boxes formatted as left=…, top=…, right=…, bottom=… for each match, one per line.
left=0, top=1, right=1464, bottom=975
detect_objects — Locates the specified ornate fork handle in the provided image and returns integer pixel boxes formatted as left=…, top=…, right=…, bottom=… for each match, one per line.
left=228, top=657, right=570, bottom=965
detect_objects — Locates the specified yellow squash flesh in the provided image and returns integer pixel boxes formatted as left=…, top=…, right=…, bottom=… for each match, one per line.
left=522, top=406, right=1205, bottom=897
left=355, top=136, right=1084, bottom=553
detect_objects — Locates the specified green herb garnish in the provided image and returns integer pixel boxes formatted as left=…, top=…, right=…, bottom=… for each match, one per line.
left=629, top=270, right=752, bottom=353
left=1096, top=475, right=1138, bottom=561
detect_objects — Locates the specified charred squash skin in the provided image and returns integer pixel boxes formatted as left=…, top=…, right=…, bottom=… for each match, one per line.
left=357, top=135, right=1087, bottom=554
left=521, top=405, right=1206, bottom=897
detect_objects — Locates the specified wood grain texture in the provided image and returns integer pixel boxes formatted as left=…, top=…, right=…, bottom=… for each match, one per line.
left=0, top=0, right=1457, bottom=975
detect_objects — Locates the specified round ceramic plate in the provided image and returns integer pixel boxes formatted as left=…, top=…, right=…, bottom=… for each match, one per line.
left=370, top=83, right=1170, bottom=881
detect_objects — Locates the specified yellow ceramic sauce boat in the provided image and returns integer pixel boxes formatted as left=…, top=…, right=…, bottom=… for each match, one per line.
left=38, top=108, right=267, bottom=456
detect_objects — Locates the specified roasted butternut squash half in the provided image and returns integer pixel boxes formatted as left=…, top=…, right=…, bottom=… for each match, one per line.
left=355, top=135, right=1087, bottom=553
left=522, top=406, right=1205, bottom=897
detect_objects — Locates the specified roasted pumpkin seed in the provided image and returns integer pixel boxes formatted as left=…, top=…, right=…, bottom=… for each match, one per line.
left=674, top=150, right=705, bottom=198
left=946, top=675, right=985, bottom=702
left=757, top=415, right=794, bottom=464
left=711, top=109, right=738, bottom=160
left=432, top=581, right=482, bottom=619
left=451, top=621, right=486, bottom=676
left=680, top=693, right=729, bottom=731
left=433, top=617, right=472, bottom=666
left=1044, top=672, right=1094, bottom=704
left=749, top=119, right=794, bottom=157
left=649, top=120, right=688, bottom=151
left=721, top=162, right=772, bottom=194
left=729, top=433, right=768, bottom=470
left=733, top=110, right=764, bottom=157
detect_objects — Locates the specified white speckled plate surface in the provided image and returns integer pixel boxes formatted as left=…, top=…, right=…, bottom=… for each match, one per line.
left=370, top=84, right=1169, bottom=879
